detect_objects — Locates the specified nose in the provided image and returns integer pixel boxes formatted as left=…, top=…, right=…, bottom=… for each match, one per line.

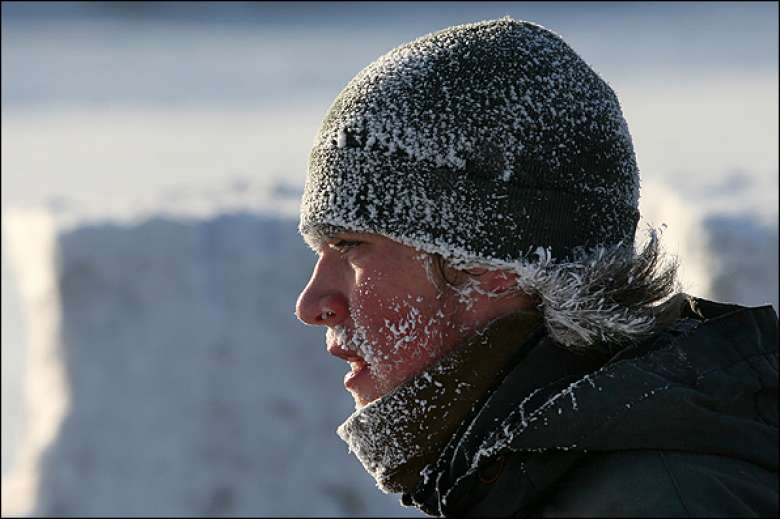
left=295, top=259, right=348, bottom=327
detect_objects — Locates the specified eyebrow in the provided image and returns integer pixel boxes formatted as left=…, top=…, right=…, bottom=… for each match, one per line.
left=302, top=225, right=351, bottom=252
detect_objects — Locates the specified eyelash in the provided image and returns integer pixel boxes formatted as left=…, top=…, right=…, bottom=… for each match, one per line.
left=331, top=239, right=362, bottom=253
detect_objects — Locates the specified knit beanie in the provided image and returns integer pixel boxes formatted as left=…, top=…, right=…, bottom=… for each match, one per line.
left=299, top=17, right=640, bottom=266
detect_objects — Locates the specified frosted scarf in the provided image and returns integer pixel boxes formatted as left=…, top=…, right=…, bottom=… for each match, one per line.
left=336, top=311, right=542, bottom=494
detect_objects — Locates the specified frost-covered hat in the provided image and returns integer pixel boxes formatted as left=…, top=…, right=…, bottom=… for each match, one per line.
left=300, top=17, right=640, bottom=265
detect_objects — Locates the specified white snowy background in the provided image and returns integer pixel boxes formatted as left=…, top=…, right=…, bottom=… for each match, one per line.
left=1, top=2, right=777, bottom=516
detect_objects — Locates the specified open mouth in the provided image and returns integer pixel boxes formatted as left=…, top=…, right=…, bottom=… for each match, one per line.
left=326, top=340, right=370, bottom=388
left=344, top=359, right=369, bottom=387
left=347, top=359, right=366, bottom=372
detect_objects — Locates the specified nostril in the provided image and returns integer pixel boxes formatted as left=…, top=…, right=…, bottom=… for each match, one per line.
left=317, top=295, right=347, bottom=325
left=296, top=290, right=347, bottom=327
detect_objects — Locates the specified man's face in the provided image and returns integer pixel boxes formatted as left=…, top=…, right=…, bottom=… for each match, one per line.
left=295, top=231, right=470, bottom=408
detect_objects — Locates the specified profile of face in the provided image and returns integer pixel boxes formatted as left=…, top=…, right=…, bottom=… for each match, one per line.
left=296, top=231, right=530, bottom=408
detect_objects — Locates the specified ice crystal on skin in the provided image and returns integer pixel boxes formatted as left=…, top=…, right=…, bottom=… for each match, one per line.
left=317, top=223, right=672, bottom=353
left=326, top=249, right=479, bottom=407
left=330, top=254, right=517, bottom=485
left=416, top=226, right=674, bottom=350
left=341, top=299, right=462, bottom=384
left=453, top=274, right=514, bottom=304
left=336, top=329, right=498, bottom=493
left=336, top=364, right=441, bottom=491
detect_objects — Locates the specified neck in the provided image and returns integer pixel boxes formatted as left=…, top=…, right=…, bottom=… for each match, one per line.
left=336, top=310, right=542, bottom=494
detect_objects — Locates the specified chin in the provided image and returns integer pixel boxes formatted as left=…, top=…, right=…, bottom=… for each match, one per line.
left=351, top=393, right=369, bottom=410
left=350, top=386, right=381, bottom=409
left=348, top=370, right=403, bottom=409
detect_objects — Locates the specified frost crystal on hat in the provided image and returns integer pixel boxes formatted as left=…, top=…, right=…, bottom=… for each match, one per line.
left=300, top=16, right=640, bottom=266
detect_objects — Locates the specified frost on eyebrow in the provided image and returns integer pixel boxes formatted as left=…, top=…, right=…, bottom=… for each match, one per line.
left=302, top=224, right=351, bottom=253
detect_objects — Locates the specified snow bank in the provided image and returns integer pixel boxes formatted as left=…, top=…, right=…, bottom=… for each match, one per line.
left=702, top=213, right=778, bottom=310
left=1, top=208, right=419, bottom=517
left=1, top=210, right=67, bottom=517
left=640, top=179, right=778, bottom=312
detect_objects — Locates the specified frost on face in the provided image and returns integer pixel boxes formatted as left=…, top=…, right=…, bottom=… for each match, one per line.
left=336, top=325, right=491, bottom=494
left=327, top=251, right=477, bottom=403
left=330, top=249, right=525, bottom=491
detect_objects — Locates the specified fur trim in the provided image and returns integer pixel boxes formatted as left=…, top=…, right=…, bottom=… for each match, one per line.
left=510, top=226, right=679, bottom=351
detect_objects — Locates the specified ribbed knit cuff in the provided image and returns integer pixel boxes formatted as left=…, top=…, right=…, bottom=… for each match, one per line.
left=300, top=147, right=639, bottom=264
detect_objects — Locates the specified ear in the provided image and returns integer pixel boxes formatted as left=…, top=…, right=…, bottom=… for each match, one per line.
left=479, top=270, right=540, bottom=309
left=479, top=270, right=519, bottom=294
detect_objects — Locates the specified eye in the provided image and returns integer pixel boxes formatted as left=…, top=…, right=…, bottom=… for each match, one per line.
left=330, top=239, right=363, bottom=254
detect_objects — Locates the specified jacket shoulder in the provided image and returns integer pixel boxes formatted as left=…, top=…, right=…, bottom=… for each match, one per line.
left=532, top=450, right=778, bottom=517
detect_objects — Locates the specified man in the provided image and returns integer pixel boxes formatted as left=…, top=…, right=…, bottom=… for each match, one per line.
left=295, top=18, right=778, bottom=517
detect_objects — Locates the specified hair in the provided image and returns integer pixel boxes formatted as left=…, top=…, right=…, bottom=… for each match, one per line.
left=432, top=226, right=681, bottom=353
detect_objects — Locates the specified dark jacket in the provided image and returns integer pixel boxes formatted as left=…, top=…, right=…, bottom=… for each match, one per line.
left=403, top=297, right=778, bottom=517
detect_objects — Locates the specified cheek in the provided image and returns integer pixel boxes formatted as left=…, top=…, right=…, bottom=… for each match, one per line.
left=353, top=281, right=452, bottom=362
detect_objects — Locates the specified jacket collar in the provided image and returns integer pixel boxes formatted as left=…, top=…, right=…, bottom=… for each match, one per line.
left=415, top=296, right=778, bottom=515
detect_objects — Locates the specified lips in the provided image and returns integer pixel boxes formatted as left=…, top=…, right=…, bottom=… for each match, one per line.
left=343, top=360, right=369, bottom=387
left=327, top=341, right=370, bottom=388
left=327, top=342, right=362, bottom=362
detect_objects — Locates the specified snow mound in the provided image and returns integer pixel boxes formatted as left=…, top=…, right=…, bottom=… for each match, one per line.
left=1, top=209, right=419, bottom=517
